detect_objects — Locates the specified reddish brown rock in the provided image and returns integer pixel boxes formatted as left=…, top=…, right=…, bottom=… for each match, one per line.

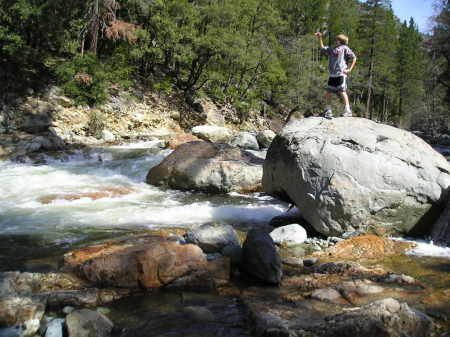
left=39, top=186, right=134, bottom=204
left=64, top=235, right=229, bottom=289
left=314, top=234, right=416, bottom=261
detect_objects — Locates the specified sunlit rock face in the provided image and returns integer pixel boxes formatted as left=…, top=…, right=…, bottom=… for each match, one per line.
left=263, top=117, right=450, bottom=237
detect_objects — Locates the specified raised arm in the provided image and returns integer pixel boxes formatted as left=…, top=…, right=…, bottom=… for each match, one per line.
left=314, top=32, right=325, bottom=49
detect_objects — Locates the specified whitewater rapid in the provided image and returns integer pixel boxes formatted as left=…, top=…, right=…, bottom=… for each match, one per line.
left=0, top=141, right=287, bottom=247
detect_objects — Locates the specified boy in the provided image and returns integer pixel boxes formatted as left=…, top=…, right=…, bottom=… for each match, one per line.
left=314, top=32, right=357, bottom=118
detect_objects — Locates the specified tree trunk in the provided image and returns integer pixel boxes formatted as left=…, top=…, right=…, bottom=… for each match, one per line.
left=90, top=0, right=100, bottom=54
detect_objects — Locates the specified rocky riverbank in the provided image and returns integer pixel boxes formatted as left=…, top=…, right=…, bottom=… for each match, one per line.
left=1, top=228, right=449, bottom=337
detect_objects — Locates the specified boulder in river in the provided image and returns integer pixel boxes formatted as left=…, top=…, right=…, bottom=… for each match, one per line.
left=263, top=117, right=450, bottom=237
left=185, top=224, right=240, bottom=254
left=191, top=125, right=233, bottom=143
left=64, top=234, right=229, bottom=289
left=66, top=309, right=113, bottom=337
left=270, top=224, right=307, bottom=246
left=147, top=141, right=264, bottom=194
left=241, top=228, right=282, bottom=284
left=231, top=132, right=260, bottom=150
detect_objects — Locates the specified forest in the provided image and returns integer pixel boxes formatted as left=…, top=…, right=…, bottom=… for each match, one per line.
left=0, top=0, right=448, bottom=132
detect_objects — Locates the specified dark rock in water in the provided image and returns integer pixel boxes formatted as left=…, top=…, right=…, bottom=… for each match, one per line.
left=263, top=117, right=450, bottom=237
left=185, top=224, right=240, bottom=254
left=241, top=228, right=282, bottom=284
left=146, top=141, right=263, bottom=194
left=431, top=193, right=450, bottom=246
left=66, top=309, right=113, bottom=337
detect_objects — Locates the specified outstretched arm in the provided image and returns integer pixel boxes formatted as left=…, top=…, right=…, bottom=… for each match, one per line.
left=314, top=32, right=325, bottom=49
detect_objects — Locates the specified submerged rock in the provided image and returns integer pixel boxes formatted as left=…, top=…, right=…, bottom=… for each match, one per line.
left=66, top=309, right=113, bottom=337
left=241, top=228, right=282, bottom=284
left=147, top=141, right=264, bottom=193
left=263, top=117, right=450, bottom=237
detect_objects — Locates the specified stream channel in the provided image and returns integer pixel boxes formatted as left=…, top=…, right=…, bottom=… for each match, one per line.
left=0, top=140, right=449, bottom=336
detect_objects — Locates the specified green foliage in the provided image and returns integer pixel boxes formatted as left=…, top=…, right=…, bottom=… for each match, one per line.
left=55, top=54, right=109, bottom=106
left=0, top=0, right=447, bottom=129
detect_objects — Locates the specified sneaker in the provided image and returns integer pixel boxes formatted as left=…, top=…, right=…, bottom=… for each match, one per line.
left=320, top=109, right=333, bottom=119
left=342, top=110, right=352, bottom=117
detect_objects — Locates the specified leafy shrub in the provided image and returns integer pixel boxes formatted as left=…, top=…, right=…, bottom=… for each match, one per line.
left=87, top=110, right=106, bottom=139
left=56, top=53, right=109, bottom=106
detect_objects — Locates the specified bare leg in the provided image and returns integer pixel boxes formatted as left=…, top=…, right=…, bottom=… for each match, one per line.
left=325, top=91, right=332, bottom=105
left=339, top=91, right=350, bottom=106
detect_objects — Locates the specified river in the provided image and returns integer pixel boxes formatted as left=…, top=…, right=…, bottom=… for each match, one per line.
left=0, top=141, right=287, bottom=271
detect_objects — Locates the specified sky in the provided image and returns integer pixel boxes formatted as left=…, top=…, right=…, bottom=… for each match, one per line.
left=391, top=0, right=436, bottom=32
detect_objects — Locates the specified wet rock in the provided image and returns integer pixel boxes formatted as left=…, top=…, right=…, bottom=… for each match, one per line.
left=241, top=228, right=282, bottom=284
left=44, top=318, right=64, bottom=337
left=63, top=306, right=75, bottom=314
left=0, top=272, right=86, bottom=298
left=64, top=235, right=228, bottom=289
left=66, top=309, right=113, bottom=337
left=256, top=130, right=276, bottom=149
left=182, top=306, right=215, bottom=323
left=282, top=257, right=303, bottom=267
left=146, top=141, right=264, bottom=194
left=314, top=234, right=417, bottom=260
left=231, top=132, right=259, bottom=150
left=185, top=224, right=240, bottom=254
left=46, top=288, right=132, bottom=309
left=38, top=186, right=135, bottom=204
left=303, top=257, right=318, bottom=267
left=191, top=125, right=233, bottom=143
left=270, top=224, right=307, bottom=246
left=0, top=296, right=46, bottom=337
left=263, top=117, right=450, bottom=237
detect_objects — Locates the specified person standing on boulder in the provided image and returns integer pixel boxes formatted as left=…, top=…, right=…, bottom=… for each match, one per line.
left=314, top=32, right=357, bottom=118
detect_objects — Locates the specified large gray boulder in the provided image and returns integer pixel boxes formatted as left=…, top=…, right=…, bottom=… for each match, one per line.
left=263, top=118, right=450, bottom=237
left=241, top=228, right=282, bottom=284
left=147, top=141, right=264, bottom=193
left=185, top=224, right=240, bottom=254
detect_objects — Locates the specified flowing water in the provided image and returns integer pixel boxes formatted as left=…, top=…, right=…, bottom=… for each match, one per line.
left=1, top=141, right=449, bottom=336
left=0, top=141, right=288, bottom=271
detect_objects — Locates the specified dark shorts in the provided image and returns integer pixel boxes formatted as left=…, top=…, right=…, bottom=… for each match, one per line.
left=327, top=76, right=347, bottom=93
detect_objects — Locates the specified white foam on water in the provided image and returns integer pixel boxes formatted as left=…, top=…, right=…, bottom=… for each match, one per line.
left=0, top=145, right=286, bottom=240
left=392, top=238, right=450, bottom=258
